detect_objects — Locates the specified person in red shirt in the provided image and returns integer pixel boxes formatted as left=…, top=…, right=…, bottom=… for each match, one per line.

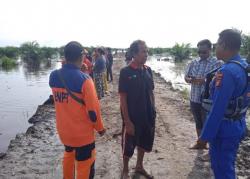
left=82, top=49, right=93, bottom=75
left=49, top=41, right=105, bottom=179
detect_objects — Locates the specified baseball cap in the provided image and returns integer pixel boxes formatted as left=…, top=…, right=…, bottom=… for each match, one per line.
left=64, top=41, right=83, bottom=62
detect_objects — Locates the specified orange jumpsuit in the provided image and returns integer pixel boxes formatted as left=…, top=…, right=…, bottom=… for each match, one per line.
left=49, top=63, right=104, bottom=179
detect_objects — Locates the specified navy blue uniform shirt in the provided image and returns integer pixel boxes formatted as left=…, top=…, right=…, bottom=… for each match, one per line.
left=201, top=55, right=247, bottom=142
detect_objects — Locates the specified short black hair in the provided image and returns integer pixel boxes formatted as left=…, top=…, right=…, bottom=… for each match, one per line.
left=129, top=40, right=146, bottom=58
left=218, top=29, right=242, bottom=51
left=107, top=47, right=111, bottom=52
left=64, top=41, right=83, bottom=62
left=197, top=39, right=212, bottom=49
left=96, top=48, right=105, bottom=55
left=125, top=50, right=132, bottom=62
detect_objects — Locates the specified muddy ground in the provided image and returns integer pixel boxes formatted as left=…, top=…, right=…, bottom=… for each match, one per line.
left=0, top=58, right=249, bottom=179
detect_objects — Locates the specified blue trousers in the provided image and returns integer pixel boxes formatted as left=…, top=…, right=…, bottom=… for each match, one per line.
left=209, top=137, right=241, bottom=179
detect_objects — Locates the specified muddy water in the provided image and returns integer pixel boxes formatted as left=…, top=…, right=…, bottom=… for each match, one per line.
left=0, top=59, right=61, bottom=152
left=146, top=56, right=190, bottom=91
left=146, top=55, right=250, bottom=126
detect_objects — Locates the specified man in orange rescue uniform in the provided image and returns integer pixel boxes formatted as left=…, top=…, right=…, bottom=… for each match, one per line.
left=49, top=41, right=105, bottom=179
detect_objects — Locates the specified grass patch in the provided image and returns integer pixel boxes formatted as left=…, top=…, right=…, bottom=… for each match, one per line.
left=0, top=56, right=17, bottom=67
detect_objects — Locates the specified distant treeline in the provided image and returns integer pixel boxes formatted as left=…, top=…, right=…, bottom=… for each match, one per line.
left=0, top=41, right=59, bottom=61
left=0, top=41, right=127, bottom=67
left=0, top=41, right=60, bottom=67
left=1, top=32, right=250, bottom=67
left=148, top=43, right=196, bottom=62
left=148, top=32, right=250, bottom=62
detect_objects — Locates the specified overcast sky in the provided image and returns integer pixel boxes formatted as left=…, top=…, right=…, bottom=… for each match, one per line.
left=0, top=0, right=249, bottom=48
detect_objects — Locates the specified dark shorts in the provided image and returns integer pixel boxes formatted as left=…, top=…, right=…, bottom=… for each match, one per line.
left=121, top=123, right=155, bottom=158
left=190, top=101, right=206, bottom=129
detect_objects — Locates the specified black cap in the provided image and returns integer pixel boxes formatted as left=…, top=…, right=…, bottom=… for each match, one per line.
left=64, top=41, right=83, bottom=62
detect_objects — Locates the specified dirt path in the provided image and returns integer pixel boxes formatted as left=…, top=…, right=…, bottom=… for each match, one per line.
left=0, top=57, right=249, bottom=179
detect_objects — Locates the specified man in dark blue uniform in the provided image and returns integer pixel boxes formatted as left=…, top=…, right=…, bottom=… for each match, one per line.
left=199, top=29, right=248, bottom=179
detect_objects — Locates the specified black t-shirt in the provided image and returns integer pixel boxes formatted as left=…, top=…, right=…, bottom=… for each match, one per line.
left=119, top=65, right=155, bottom=128
left=107, top=53, right=113, bottom=67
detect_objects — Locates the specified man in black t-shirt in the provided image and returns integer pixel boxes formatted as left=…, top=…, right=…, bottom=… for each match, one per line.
left=119, top=40, right=156, bottom=179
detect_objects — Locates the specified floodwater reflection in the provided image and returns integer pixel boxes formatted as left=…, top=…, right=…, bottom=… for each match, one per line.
left=0, top=58, right=60, bottom=153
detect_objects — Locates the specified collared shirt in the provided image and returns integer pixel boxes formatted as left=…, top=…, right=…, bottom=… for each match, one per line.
left=185, top=57, right=223, bottom=103
left=200, top=55, right=247, bottom=141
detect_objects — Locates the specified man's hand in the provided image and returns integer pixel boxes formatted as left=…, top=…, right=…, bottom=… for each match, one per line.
left=125, top=120, right=135, bottom=136
left=98, top=129, right=106, bottom=136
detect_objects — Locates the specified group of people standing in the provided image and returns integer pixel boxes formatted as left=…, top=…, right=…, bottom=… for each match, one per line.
left=49, top=28, right=249, bottom=179
left=83, top=47, right=113, bottom=100
left=50, top=39, right=155, bottom=179
left=62, top=46, right=113, bottom=100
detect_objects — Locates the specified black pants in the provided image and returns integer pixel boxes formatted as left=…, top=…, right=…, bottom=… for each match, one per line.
left=107, top=66, right=113, bottom=81
left=190, top=101, right=206, bottom=130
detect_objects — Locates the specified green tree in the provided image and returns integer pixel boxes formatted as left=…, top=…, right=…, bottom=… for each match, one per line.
left=0, top=56, right=17, bottom=67
left=241, top=34, right=250, bottom=61
left=148, top=47, right=171, bottom=55
left=231, top=28, right=250, bottom=61
left=20, top=41, right=41, bottom=61
left=0, top=47, right=19, bottom=59
left=40, top=47, right=58, bottom=59
left=170, top=43, right=191, bottom=61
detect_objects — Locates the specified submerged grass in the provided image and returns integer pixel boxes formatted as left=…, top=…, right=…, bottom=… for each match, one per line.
left=0, top=56, right=17, bottom=67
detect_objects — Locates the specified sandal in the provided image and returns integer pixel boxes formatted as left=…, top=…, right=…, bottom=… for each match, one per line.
left=189, top=142, right=208, bottom=150
left=135, top=168, right=154, bottom=179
